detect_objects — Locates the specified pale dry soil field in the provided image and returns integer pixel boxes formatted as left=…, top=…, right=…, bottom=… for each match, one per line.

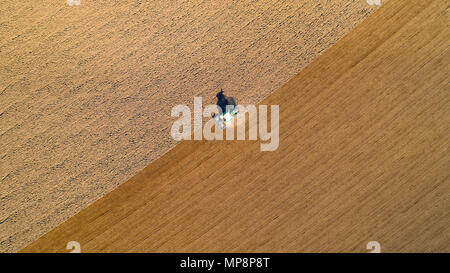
left=1, top=1, right=379, bottom=252
left=22, top=0, right=449, bottom=253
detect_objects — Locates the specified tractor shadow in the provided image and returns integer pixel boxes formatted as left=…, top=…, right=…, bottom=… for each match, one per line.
left=216, top=89, right=236, bottom=115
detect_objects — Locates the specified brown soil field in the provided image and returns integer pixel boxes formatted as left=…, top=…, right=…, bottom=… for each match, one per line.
left=21, top=0, right=449, bottom=253
left=1, top=1, right=380, bottom=252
